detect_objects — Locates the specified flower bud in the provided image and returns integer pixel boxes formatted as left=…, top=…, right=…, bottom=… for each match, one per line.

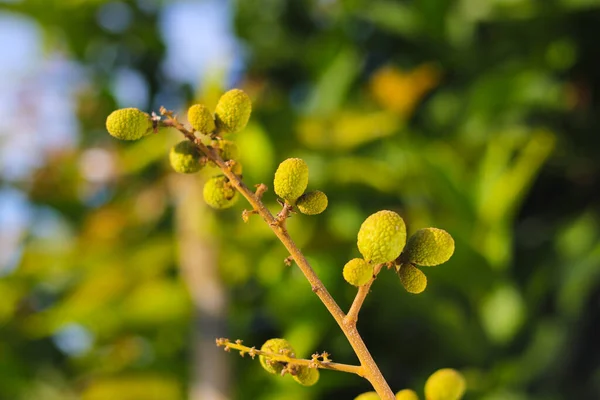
left=273, top=158, right=309, bottom=203
left=343, top=258, right=373, bottom=287
left=296, top=190, right=328, bottom=215
left=215, top=89, right=252, bottom=134
left=106, top=108, right=152, bottom=140
left=188, top=104, right=216, bottom=133
left=357, top=210, right=406, bottom=264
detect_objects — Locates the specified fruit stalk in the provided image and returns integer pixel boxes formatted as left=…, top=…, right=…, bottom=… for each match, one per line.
left=160, top=117, right=396, bottom=400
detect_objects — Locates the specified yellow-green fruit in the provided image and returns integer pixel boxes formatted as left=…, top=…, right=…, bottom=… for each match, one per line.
left=401, top=228, right=454, bottom=267
left=357, top=210, right=407, bottom=263
left=424, top=369, right=466, bottom=400
left=343, top=258, right=373, bottom=287
left=105, top=108, right=152, bottom=140
left=398, top=263, right=427, bottom=294
left=396, top=389, right=419, bottom=400
left=354, top=392, right=380, bottom=400
left=273, top=158, right=309, bottom=203
left=214, top=89, right=252, bottom=133
left=292, top=366, right=319, bottom=386
left=188, top=104, right=216, bottom=133
left=219, top=140, right=240, bottom=161
left=203, top=175, right=238, bottom=209
left=169, top=141, right=203, bottom=174
left=296, top=190, right=328, bottom=215
left=259, top=338, right=295, bottom=375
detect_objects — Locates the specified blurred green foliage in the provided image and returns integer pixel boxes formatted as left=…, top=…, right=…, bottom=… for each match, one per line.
left=1, top=0, right=600, bottom=399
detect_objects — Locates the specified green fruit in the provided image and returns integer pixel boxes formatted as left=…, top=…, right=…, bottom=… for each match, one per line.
left=219, top=140, right=240, bottom=161
left=259, top=338, right=295, bottom=375
left=203, top=175, right=238, bottom=209
left=292, top=366, right=319, bottom=386
left=357, top=210, right=406, bottom=264
left=296, top=190, right=328, bottom=215
left=169, top=141, right=203, bottom=174
left=188, top=104, right=216, bottom=133
left=105, top=108, right=152, bottom=140
left=214, top=89, right=252, bottom=134
left=398, top=263, right=427, bottom=294
left=401, top=228, right=454, bottom=267
left=396, top=389, right=419, bottom=400
left=273, top=158, right=309, bottom=203
left=424, top=369, right=466, bottom=400
left=354, top=392, right=380, bottom=400
left=343, top=258, right=373, bottom=287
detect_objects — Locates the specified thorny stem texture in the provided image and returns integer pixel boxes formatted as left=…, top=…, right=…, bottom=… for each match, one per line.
left=161, top=117, right=396, bottom=400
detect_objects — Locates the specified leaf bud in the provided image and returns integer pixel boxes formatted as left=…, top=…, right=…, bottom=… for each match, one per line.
left=169, top=140, right=203, bottom=174
left=214, top=89, right=252, bottom=134
left=273, top=158, right=309, bottom=203
left=203, top=175, right=238, bottom=209
left=357, top=210, right=406, bottom=264
left=401, top=228, right=454, bottom=267
left=188, top=104, right=216, bottom=134
left=296, top=190, right=328, bottom=215
left=105, top=108, right=152, bottom=140
left=398, top=263, right=427, bottom=294
left=343, top=258, right=373, bottom=287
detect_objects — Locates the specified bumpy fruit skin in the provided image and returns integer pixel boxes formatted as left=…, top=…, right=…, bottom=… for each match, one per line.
left=343, top=258, right=373, bottom=287
left=398, top=263, right=427, bottom=294
left=214, top=89, right=252, bottom=133
left=188, top=104, right=216, bottom=133
left=219, top=140, right=240, bottom=161
left=401, top=228, right=454, bottom=266
left=273, top=158, right=309, bottom=203
left=169, top=141, right=203, bottom=174
left=105, top=108, right=152, bottom=140
left=424, top=368, right=466, bottom=400
left=292, top=366, right=319, bottom=386
left=357, top=210, right=407, bottom=264
left=396, top=389, right=419, bottom=400
left=354, top=392, right=380, bottom=400
left=296, top=190, right=328, bottom=215
left=203, top=175, right=238, bottom=209
left=259, top=338, right=295, bottom=375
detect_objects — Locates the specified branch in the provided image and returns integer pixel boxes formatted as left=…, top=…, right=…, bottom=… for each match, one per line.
left=344, top=263, right=386, bottom=327
left=160, top=113, right=396, bottom=400
left=216, top=338, right=365, bottom=377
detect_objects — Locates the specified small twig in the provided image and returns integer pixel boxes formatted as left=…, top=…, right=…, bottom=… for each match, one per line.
left=216, top=338, right=365, bottom=377
left=161, top=111, right=396, bottom=399
left=344, top=263, right=385, bottom=327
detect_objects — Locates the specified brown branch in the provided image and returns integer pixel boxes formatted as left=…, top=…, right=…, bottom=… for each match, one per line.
left=161, top=116, right=396, bottom=400
left=345, top=263, right=385, bottom=327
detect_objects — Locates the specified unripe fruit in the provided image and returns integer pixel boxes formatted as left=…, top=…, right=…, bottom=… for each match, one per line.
left=357, top=210, right=406, bottom=264
left=401, top=228, right=454, bottom=267
left=214, top=89, right=252, bottom=134
left=354, top=392, right=380, bottom=400
left=105, top=108, right=152, bottom=140
left=259, top=338, right=295, bottom=375
left=169, top=141, right=203, bottom=174
left=292, top=366, right=319, bottom=386
left=343, top=258, right=373, bottom=287
left=296, top=190, right=328, bottom=215
left=273, top=158, right=309, bottom=203
left=398, top=263, right=427, bottom=294
left=219, top=140, right=240, bottom=161
left=203, top=175, right=238, bottom=209
left=396, top=389, right=419, bottom=400
left=424, top=368, right=466, bottom=400
left=188, top=104, right=216, bottom=133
